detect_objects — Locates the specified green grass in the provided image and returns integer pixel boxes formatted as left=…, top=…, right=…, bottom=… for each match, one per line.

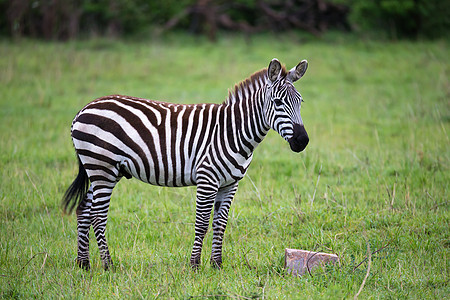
left=0, top=33, right=449, bottom=299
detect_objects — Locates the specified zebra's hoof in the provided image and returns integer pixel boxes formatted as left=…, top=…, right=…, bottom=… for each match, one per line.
left=76, top=259, right=90, bottom=271
left=211, top=259, right=222, bottom=269
left=190, top=257, right=201, bottom=270
left=103, top=261, right=114, bottom=271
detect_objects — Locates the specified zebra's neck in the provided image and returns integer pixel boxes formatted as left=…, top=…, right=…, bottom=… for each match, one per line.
left=222, top=69, right=271, bottom=158
left=224, top=68, right=268, bottom=106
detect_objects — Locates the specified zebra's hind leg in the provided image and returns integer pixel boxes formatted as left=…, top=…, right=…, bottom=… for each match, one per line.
left=76, top=185, right=93, bottom=270
left=90, top=178, right=120, bottom=270
left=211, top=183, right=238, bottom=268
left=190, top=182, right=218, bottom=269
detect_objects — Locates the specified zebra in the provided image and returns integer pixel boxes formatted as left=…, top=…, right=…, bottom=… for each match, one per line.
left=63, top=58, right=309, bottom=270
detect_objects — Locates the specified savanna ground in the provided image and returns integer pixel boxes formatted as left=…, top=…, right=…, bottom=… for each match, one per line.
left=0, top=33, right=448, bottom=299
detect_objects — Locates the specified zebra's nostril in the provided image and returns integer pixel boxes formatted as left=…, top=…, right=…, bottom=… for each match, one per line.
left=293, top=124, right=307, bottom=139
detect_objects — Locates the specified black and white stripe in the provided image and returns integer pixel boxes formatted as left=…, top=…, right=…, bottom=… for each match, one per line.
left=63, top=58, right=309, bottom=270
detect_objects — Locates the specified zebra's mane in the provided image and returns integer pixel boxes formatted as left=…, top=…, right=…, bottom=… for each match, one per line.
left=224, top=65, right=288, bottom=105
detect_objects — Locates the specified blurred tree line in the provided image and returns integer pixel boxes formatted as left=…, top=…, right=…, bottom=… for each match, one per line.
left=1, top=0, right=448, bottom=40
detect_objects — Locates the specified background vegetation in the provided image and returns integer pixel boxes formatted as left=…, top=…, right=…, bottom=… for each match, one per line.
left=0, top=33, right=448, bottom=298
left=1, top=0, right=449, bottom=40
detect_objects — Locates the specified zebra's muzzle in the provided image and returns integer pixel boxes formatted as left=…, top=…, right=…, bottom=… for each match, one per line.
left=289, top=124, right=309, bottom=153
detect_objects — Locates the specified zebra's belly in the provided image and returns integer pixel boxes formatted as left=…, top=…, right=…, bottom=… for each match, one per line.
left=120, top=156, right=198, bottom=187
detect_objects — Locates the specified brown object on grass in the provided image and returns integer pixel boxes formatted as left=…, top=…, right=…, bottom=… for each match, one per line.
left=285, top=248, right=339, bottom=276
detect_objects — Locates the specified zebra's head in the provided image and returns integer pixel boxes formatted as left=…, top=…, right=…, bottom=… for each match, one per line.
left=265, top=58, right=309, bottom=153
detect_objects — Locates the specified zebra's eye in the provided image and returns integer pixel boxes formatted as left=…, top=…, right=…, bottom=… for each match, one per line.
left=273, top=98, right=283, bottom=106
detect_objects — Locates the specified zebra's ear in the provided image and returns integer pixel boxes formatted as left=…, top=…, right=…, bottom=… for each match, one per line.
left=268, top=58, right=282, bottom=82
left=287, top=60, right=308, bottom=82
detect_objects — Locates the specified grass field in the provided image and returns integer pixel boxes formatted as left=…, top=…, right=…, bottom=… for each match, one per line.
left=0, top=33, right=448, bottom=299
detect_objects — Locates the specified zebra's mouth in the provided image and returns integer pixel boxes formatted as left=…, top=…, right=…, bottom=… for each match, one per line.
left=288, top=124, right=309, bottom=153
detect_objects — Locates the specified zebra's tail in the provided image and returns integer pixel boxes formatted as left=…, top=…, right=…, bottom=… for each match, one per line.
left=62, top=155, right=89, bottom=214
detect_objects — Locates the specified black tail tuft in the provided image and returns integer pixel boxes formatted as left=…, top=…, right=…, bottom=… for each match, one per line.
left=62, top=156, right=89, bottom=214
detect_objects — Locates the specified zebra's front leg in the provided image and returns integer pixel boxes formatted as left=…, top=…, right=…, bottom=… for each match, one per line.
left=190, top=183, right=217, bottom=269
left=211, top=183, right=238, bottom=268
left=76, top=185, right=93, bottom=270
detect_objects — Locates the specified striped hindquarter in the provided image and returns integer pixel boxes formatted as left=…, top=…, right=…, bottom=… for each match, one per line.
left=64, top=58, right=309, bottom=270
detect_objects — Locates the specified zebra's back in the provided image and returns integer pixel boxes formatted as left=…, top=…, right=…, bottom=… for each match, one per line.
left=71, top=95, right=221, bottom=187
